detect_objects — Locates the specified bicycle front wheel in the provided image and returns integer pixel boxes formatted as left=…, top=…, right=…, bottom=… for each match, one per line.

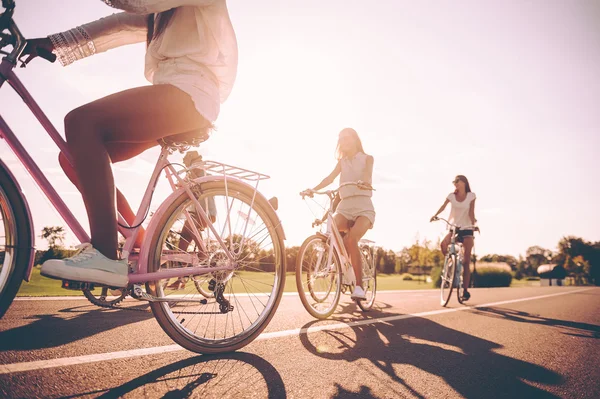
left=357, top=245, right=377, bottom=311
left=296, top=234, right=341, bottom=319
left=456, top=262, right=465, bottom=304
left=0, top=166, right=33, bottom=318
left=146, top=180, right=285, bottom=354
left=440, top=254, right=456, bottom=307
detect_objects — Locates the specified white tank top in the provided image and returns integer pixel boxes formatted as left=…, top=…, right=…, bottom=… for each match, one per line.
left=447, top=192, right=476, bottom=228
left=339, top=152, right=372, bottom=199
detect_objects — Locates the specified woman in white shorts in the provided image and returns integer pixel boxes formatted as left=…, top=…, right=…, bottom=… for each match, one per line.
left=302, top=128, right=375, bottom=301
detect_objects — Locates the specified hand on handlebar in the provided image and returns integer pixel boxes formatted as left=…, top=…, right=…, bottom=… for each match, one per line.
left=18, top=37, right=55, bottom=67
left=430, top=216, right=439, bottom=222
left=356, top=180, right=373, bottom=191
left=300, top=188, right=314, bottom=199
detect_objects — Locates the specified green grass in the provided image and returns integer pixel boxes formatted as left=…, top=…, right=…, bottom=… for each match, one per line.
left=17, top=267, right=97, bottom=296
left=18, top=268, right=436, bottom=297
left=509, top=278, right=541, bottom=288
left=18, top=267, right=539, bottom=297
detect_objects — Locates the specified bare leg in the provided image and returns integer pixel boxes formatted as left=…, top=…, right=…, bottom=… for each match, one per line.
left=58, top=141, right=155, bottom=248
left=63, top=85, right=209, bottom=259
left=440, top=232, right=452, bottom=256
left=343, top=217, right=371, bottom=289
left=462, top=236, right=474, bottom=290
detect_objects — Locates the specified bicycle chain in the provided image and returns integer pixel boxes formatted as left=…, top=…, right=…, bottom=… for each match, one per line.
left=83, top=280, right=234, bottom=315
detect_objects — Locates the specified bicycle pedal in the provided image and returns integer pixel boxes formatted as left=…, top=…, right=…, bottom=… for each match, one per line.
left=61, top=280, right=95, bottom=291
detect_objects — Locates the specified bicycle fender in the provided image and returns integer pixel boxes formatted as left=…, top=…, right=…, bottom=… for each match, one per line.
left=138, top=175, right=286, bottom=272
left=0, top=159, right=35, bottom=282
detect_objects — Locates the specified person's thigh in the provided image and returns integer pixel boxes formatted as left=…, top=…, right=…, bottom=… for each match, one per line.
left=66, top=85, right=209, bottom=146
left=347, top=216, right=371, bottom=241
left=462, top=236, right=474, bottom=256
left=333, top=213, right=350, bottom=233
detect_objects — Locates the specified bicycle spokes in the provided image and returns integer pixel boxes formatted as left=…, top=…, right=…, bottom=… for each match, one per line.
left=146, top=180, right=285, bottom=353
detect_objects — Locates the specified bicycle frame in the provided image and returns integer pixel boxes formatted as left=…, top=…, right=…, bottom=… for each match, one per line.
left=308, top=182, right=374, bottom=286
left=324, top=210, right=355, bottom=285
left=446, top=227, right=464, bottom=287
left=1, top=44, right=247, bottom=285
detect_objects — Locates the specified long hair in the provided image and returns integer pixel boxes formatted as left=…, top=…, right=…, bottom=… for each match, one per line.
left=454, top=175, right=472, bottom=194
left=147, top=9, right=177, bottom=46
left=335, top=128, right=365, bottom=160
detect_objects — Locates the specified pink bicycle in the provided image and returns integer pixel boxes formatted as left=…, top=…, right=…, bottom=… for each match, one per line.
left=0, top=0, right=285, bottom=354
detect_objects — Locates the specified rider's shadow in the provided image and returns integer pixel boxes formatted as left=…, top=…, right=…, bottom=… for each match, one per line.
left=89, top=352, right=286, bottom=399
left=331, top=298, right=395, bottom=322
left=0, top=302, right=152, bottom=351
left=300, top=313, right=563, bottom=398
left=472, top=306, right=600, bottom=339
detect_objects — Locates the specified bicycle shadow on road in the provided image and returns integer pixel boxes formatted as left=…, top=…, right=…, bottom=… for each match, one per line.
left=82, top=352, right=286, bottom=399
left=472, top=307, right=600, bottom=339
left=299, top=313, right=563, bottom=398
left=0, top=302, right=152, bottom=351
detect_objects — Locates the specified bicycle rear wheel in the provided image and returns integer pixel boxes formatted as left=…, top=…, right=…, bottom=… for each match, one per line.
left=357, top=245, right=377, bottom=311
left=0, top=166, right=33, bottom=318
left=296, top=234, right=341, bottom=319
left=440, top=254, right=456, bottom=307
left=146, top=180, right=285, bottom=353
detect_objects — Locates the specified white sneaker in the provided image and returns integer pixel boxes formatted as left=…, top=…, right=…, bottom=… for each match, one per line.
left=41, top=243, right=129, bottom=288
left=351, top=286, right=366, bottom=301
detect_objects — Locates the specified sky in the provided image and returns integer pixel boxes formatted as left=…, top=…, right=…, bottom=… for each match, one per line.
left=1, top=0, right=599, bottom=258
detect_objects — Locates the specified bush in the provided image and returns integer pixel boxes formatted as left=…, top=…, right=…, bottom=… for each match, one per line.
left=513, top=270, right=523, bottom=280
left=431, top=267, right=442, bottom=288
left=37, top=247, right=74, bottom=265
left=476, top=268, right=512, bottom=287
left=526, top=276, right=540, bottom=281
left=401, top=273, right=414, bottom=281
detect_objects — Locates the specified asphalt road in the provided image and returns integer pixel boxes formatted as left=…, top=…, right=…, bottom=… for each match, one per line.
left=1, top=286, right=598, bottom=398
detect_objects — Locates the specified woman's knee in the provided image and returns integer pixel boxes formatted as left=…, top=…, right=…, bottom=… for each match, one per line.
left=64, top=105, right=102, bottom=145
left=441, top=237, right=450, bottom=252
left=344, top=231, right=359, bottom=247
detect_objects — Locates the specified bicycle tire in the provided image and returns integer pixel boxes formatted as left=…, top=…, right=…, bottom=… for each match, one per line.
left=0, top=165, right=33, bottom=318
left=456, top=261, right=465, bottom=304
left=357, top=245, right=377, bottom=311
left=440, top=254, right=456, bottom=307
left=145, top=179, right=285, bottom=353
left=296, top=234, right=342, bottom=319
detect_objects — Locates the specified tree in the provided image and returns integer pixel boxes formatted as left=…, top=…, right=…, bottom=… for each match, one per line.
left=39, top=226, right=70, bottom=265
left=396, top=247, right=411, bottom=273
left=41, top=226, right=65, bottom=249
left=555, top=236, right=600, bottom=285
left=525, top=246, right=550, bottom=275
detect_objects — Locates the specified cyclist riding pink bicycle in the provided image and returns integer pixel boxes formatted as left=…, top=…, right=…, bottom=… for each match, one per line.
left=301, top=127, right=375, bottom=301
left=25, top=0, right=238, bottom=288
left=430, top=175, right=477, bottom=301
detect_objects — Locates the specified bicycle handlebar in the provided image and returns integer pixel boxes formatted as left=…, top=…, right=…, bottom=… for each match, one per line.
left=1, top=1, right=56, bottom=65
left=432, top=216, right=481, bottom=234
left=431, top=216, right=479, bottom=233
left=299, top=181, right=374, bottom=199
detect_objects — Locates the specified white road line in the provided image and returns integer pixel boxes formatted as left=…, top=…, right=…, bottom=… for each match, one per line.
left=1, top=288, right=592, bottom=375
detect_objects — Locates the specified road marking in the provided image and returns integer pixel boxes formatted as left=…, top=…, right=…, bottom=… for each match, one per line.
left=1, top=288, right=592, bottom=375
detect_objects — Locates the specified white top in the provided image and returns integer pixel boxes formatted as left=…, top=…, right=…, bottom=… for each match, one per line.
left=49, top=0, right=238, bottom=122
left=446, top=192, right=476, bottom=228
left=339, top=152, right=373, bottom=199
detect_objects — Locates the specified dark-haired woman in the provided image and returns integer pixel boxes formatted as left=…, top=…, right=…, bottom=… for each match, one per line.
left=430, top=175, right=477, bottom=300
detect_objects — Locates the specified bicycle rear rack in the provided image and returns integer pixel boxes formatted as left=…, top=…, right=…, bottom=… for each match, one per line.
left=185, top=159, right=270, bottom=182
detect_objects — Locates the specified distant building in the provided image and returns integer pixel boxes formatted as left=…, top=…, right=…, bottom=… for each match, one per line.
left=537, top=264, right=566, bottom=286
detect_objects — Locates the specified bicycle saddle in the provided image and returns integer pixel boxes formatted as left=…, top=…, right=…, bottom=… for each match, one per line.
left=159, top=127, right=210, bottom=150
